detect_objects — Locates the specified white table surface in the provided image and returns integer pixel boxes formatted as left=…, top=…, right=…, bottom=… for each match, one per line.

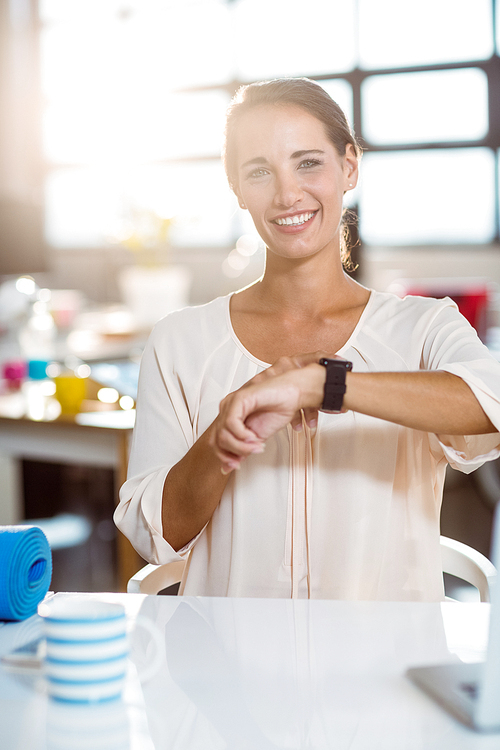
left=0, top=592, right=498, bottom=750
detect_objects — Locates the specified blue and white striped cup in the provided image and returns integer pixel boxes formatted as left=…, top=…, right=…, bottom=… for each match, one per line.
left=38, top=597, right=160, bottom=703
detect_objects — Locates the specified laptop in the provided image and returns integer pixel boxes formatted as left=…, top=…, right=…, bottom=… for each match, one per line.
left=407, top=502, right=500, bottom=732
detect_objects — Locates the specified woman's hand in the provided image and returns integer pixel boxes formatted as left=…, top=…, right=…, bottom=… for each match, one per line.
left=248, top=352, right=325, bottom=431
left=209, top=353, right=328, bottom=474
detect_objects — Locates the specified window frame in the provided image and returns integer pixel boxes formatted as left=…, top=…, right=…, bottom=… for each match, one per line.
left=38, top=0, right=500, bottom=252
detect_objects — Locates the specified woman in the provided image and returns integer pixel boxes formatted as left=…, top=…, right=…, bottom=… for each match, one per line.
left=115, top=78, right=500, bottom=601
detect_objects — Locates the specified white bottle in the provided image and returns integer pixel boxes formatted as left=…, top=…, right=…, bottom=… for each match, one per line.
left=18, top=299, right=56, bottom=362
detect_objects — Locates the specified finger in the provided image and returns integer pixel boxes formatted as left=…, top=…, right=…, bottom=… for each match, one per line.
left=271, top=356, right=296, bottom=374
left=218, top=399, right=262, bottom=444
left=218, top=442, right=263, bottom=474
left=224, top=412, right=263, bottom=444
left=247, top=368, right=273, bottom=385
left=215, top=440, right=245, bottom=473
left=213, top=424, right=263, bottom=460
left=209, top=424, right=253, bottom=452
left=245, top=359, right=291, bottom=386
left=291, top=352, right=323, bottom=368
left=290, top=410, right=304, bottom=432
left=220, top=456, right=243, bottom=475
left=303, top=406, right=319, bottom=430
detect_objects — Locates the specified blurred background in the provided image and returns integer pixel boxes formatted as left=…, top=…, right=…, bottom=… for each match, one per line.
left=0, top=0, right=499, bottom=594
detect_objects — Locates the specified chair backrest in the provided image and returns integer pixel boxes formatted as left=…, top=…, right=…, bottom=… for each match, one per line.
left=440, top=536, right=496, bottom=602
left=128, top=539, right=497, bottom=600
left=127, top=560, right=185, bottom=595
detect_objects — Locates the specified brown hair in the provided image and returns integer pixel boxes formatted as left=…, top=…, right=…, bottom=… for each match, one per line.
left=223, top=77, right=362, bottom=270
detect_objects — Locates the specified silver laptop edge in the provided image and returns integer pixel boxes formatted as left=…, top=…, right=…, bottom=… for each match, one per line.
left=407, top=502, right=500, bottom=732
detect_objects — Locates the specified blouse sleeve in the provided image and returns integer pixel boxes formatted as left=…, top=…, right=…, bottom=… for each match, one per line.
left=422, top=297, right=500, bottom=472
left=113, top=322, right=198, bottom=564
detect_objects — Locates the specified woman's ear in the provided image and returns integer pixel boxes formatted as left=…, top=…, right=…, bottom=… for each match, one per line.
left=234, top=187, right=246, bottom=210
left=344, top=143, right=359, bottom=191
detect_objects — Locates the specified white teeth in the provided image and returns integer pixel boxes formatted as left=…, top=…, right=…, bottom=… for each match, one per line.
left=275, top=212, right=315, bottom=226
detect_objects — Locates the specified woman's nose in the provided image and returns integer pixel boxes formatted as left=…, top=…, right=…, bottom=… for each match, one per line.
left=273, top=171, right=304, bottom=208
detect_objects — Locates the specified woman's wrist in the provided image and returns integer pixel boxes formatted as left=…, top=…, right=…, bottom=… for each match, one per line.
left=300, top=363, right=327, bottom=410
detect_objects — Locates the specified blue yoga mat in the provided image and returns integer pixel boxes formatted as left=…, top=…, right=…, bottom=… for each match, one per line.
left=0, top=525, right=52, bottom=621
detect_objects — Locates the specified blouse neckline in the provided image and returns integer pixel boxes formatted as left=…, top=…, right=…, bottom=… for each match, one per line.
left=225, top=288, right=376, bottom=367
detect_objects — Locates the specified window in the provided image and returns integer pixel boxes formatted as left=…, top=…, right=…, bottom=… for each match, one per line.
left=361, top=68, right=489, bottom=146
left=360, top=148, right=496, bottom=245
left=233, top=0, right=357, bottom=79
left=358, top=0, right=493, bottom=68
left=39, top=0, right=500, bottom=255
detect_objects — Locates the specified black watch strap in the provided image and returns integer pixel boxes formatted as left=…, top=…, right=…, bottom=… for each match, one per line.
left=319, top=358, right=353, bottom=413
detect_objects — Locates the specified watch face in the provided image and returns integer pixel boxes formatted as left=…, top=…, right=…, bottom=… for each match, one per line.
left=319, top=358, right=353, bottom=371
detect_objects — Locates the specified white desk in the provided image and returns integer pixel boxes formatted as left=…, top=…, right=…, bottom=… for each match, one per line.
left=0, top=593, right=498, bottom=749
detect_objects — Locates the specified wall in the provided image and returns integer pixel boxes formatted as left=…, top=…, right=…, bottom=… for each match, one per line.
left=36, top=244, right=266, bottom=309
left=38, top=243, right=500, bottom=314
left=362, top=244, right=500, bottom=291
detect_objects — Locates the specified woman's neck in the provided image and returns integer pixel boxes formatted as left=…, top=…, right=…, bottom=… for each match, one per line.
left=244, top=250, right=364, bottom=319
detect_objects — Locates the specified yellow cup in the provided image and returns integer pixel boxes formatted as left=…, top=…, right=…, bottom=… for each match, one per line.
left=54, top=375, right=87, bottom=414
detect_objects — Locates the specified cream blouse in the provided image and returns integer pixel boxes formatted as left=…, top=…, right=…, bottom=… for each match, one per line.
left=115, top=290, right=500, bottom=601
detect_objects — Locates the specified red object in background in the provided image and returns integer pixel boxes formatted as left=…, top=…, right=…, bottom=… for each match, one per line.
left=393, top=280, right=490, bottom=341
left=449, top=290, right=489, bottom=339
left=2, top=360, right=27, bottom=390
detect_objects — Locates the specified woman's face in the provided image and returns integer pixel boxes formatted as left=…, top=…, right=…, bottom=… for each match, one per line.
left=233, top=104, right=358, bottom=262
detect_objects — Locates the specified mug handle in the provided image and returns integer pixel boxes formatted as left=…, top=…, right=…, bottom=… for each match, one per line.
left=129, top=615, right=164, bottom=684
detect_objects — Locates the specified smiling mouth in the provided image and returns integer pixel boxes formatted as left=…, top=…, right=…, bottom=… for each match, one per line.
left=273, top=211, right=317, bottom=227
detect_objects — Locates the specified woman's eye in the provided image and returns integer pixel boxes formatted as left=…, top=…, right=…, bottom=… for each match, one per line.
left=299, top=159, right=321, bottom=169
left=248, top=168, right=268, bottom=179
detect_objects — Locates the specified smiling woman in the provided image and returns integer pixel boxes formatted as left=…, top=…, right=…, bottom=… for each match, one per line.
left=224, top=78, right=362, bottom=270
left=115, top=78, right=500, bottom=603
left=228, top=105, right=357, bottom=274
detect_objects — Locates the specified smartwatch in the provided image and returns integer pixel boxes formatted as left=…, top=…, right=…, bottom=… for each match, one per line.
left=319, top=358, right=353, bottom=413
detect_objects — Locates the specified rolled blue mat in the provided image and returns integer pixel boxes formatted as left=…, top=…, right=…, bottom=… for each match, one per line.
left=0, top=526, right=52, bottom=621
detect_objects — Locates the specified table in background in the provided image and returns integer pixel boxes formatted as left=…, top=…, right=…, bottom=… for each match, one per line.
left=0, top=593, right=498, bottom=750
left=0, top=395, right=141, bottom=591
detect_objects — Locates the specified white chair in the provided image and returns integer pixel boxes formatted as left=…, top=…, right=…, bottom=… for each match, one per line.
left=127, top=559, right=185, bottom=594
left=440, top=535, right=496, bottom=602
left=127, top=537, right=497, bottom=601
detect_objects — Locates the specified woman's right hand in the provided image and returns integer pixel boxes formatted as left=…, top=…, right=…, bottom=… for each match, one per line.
left=248, top=351, right=325, bottom=431
left=209, top=352, right=329, bottom=474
